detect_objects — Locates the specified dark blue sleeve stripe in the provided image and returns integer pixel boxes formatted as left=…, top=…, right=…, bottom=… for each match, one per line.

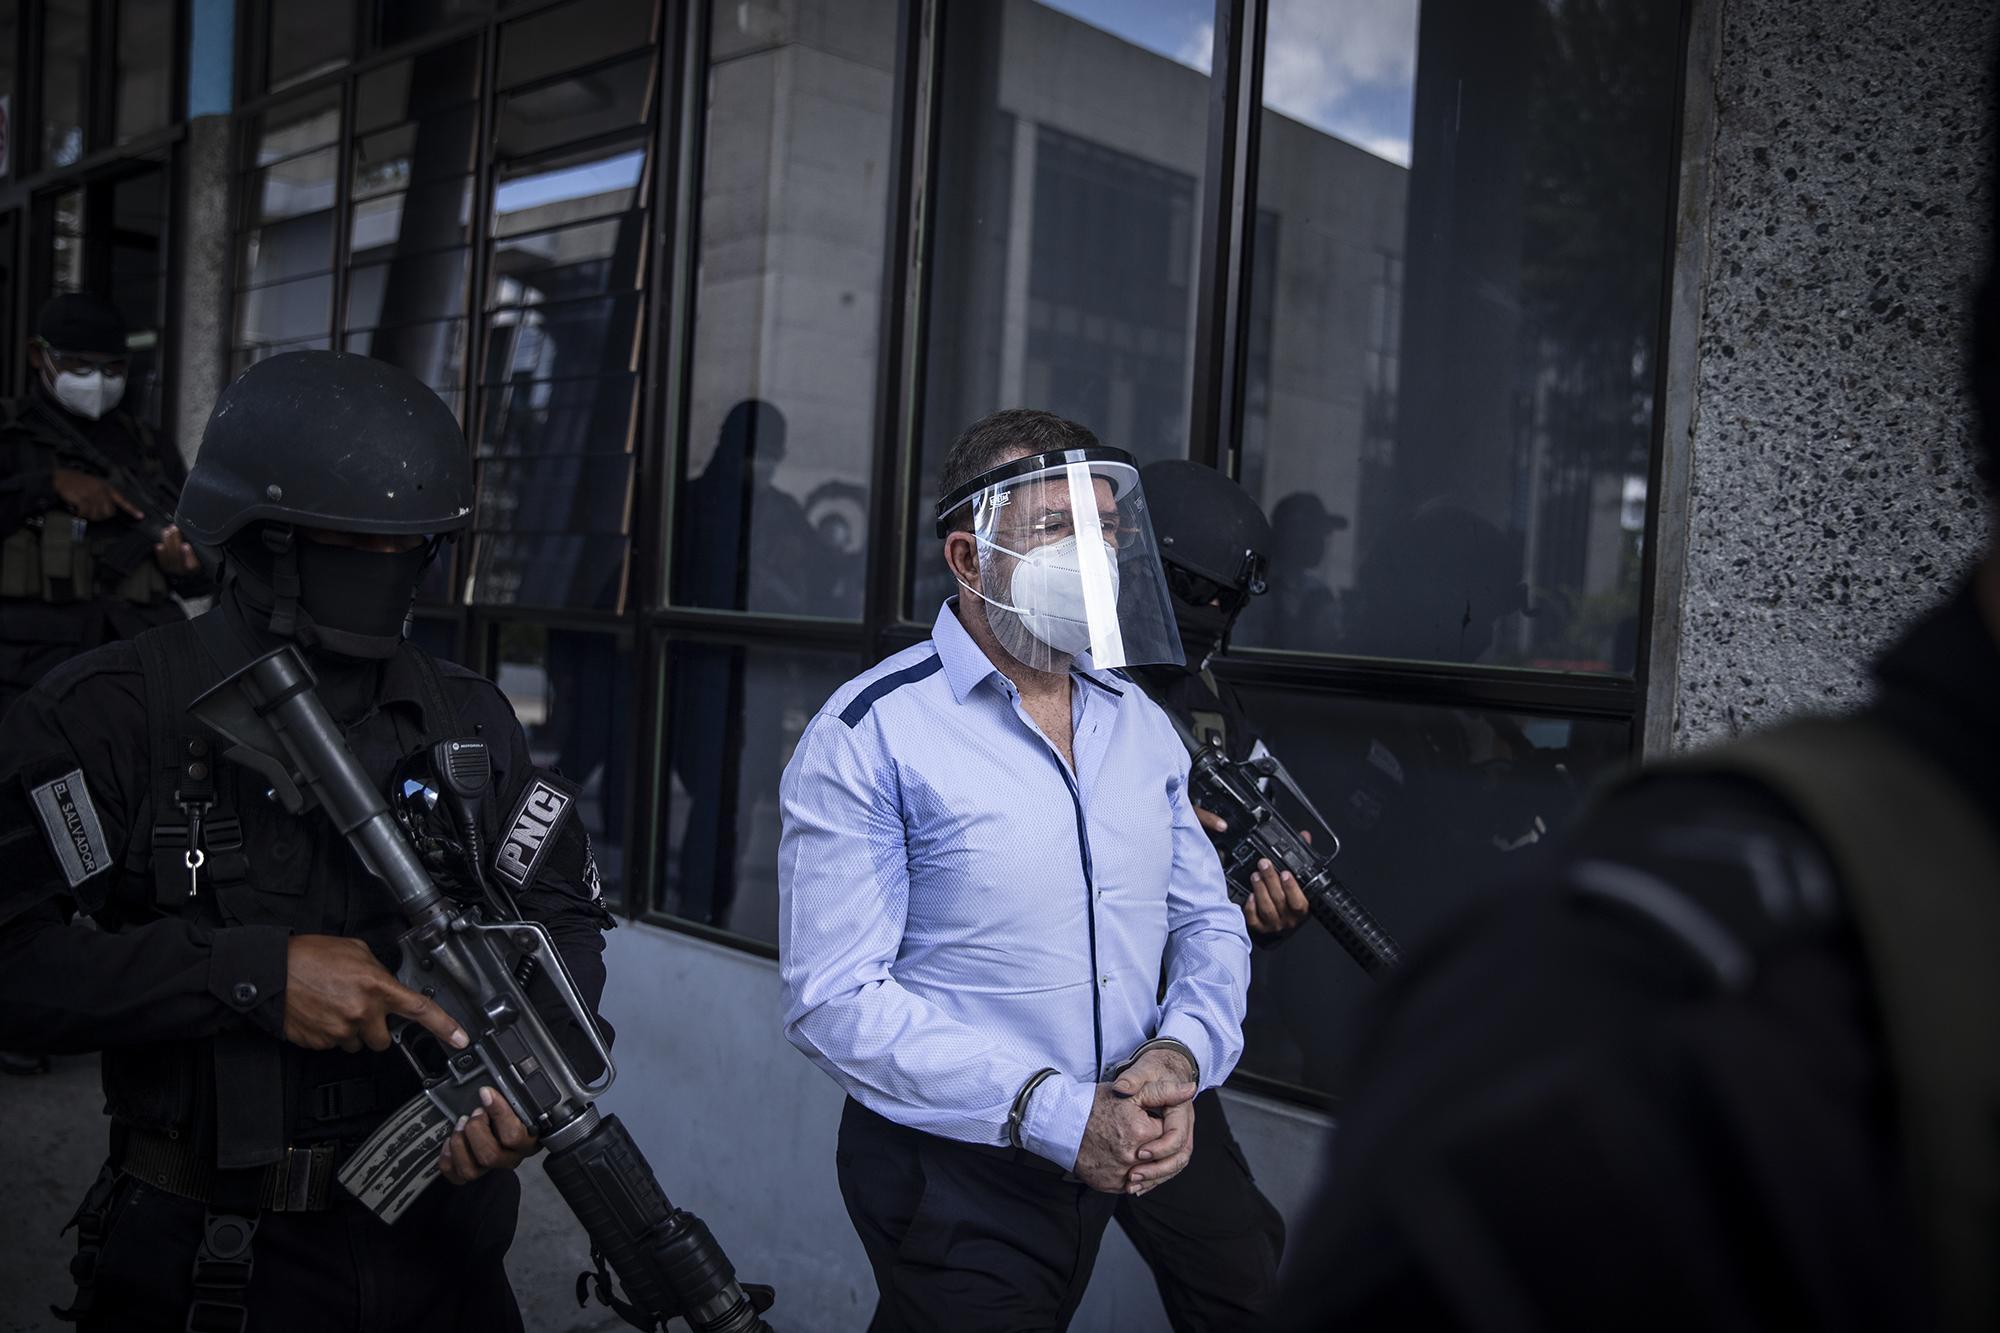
left=840, top=654, right=944, bottom=728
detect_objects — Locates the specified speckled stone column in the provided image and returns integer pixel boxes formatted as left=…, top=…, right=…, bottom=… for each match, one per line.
left=1667, top=0, right=1998, bottom=747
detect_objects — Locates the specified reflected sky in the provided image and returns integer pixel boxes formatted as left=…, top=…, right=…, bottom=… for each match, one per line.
left=1039, top=0, right=1420, bottom=167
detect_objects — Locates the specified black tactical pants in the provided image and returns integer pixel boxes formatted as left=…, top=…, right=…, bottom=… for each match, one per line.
left=837, top=1097, right=1120, bottom=1332
left=1113, top=1089, right=1287, bottom=1332
left=70, top=1165, right=524, bottom=1332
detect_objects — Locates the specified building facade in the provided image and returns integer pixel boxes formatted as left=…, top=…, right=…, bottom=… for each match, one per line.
left=0, top=0, right=1991, bottom=1327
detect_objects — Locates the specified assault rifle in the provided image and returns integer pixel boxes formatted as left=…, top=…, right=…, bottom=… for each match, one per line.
left=189, top=644, right=776, bottom=1333
left=1181, top=737, right=1403, bottom=977
left=27, top=397, right=184, bottom=549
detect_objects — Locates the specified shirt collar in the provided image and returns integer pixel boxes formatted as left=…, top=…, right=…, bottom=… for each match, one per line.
left=930, top=599, right=1127, bottom=705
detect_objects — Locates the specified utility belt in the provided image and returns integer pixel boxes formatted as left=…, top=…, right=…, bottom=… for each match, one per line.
left=113, top=1126, right=351, bottom=1213
left=1, top=513, right=171, bottom=605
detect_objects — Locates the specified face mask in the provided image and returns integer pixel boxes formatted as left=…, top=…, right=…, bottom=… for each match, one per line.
left=1175, top=600, right=1235, bottom=670
left=998, top=535, right=1120, bottom=659
left=48, top=366, right=126, bottom=421
left=294, top=540, right=433, bottom=660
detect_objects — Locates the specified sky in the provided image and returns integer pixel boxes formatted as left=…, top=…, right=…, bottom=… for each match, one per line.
left=1040, top=0, right=1420, bottom=167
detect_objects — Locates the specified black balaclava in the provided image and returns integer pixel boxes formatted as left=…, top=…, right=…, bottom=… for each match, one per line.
left=1175, top=598, right=1238, bottom=672
left=218, top=526, right=434, bottom=711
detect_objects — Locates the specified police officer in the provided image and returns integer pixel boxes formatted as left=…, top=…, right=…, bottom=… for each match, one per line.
left=0, top=292, right=205, bottom=718
left=0, top=350, right=613, bottom=1332
left=1113, top=460, right=1308, bottom=1330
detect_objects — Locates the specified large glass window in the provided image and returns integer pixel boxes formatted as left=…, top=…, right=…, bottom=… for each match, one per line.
left=1219, top=677, right=1628, bottom=1093
left=655, top=639, right=863, bottom=944
left=231, top=89, right=341, bottom=369
left=341, top=39, right=482, bottom=420
left=670, top=0, right=899, bottom=621
left=268, top=2, right=355, bottom=91
left=115, top=0, right=175, bottom=144
left=40, top=0, right=90, bottom=169
left=494, top=623, right=637, bottom=910
left=1231, top=0, right=1679, bottom=674
left=911, top=0, right=1216, bottom=617
left=466, top=0, right=659, bottom=613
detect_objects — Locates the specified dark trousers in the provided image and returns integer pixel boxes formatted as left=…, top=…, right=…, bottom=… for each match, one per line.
left=1113, top=1088, right=1287, bottom=1331
left=69, top=1164, right=524, bottom=1332
left=836, top=1097, right=1119, bottom=1332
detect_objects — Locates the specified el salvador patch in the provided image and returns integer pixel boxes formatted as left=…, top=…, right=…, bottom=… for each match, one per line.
left=492, top=776, right=575, bottom=889
left=30, top=769, right=109, bottom=888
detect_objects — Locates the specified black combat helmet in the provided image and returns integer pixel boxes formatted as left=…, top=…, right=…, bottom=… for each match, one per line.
left=177, top=350, right=472, bottom=546
left=1140, top=460, right=1276, bottom=666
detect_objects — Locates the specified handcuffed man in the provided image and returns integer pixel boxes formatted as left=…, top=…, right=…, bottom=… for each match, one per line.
left=779, top=409, right=1252, bottom=1331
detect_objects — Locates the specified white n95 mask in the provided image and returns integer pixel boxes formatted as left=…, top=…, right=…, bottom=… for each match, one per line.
left=50, top=367, right=126, bottom=421
left=1004, top=536, right=1119, bottom=658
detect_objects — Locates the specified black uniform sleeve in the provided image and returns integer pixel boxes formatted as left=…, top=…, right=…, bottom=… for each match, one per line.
left=0, top=650, right=291, bottom=1052
left=457, top=674, right=615, bottom=1073
left=1278, top=778, right=1921, bottom=1332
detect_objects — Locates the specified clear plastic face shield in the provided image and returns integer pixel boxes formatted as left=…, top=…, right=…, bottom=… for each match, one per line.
left=937, top=448, right=1184, bottom=674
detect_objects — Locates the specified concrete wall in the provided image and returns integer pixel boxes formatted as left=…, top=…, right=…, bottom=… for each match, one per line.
left=1666, top=0, right=1998, bottom=746
left=501, top=925, right=1336, bottom=1332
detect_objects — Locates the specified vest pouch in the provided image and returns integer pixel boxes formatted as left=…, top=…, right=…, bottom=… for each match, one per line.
left=38, top=513, right=91, bottom=603
left=0, top=523, right=42, bottom=599
left=101, top=1039, right=199, bottom=1134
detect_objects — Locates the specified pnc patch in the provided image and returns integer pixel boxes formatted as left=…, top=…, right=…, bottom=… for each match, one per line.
left=493, top=778, right=574, bottom=889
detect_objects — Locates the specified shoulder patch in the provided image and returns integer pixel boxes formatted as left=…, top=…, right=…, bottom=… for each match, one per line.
left=839, top=654, right=943, bottom=729
left=493, top=774, right=577, bottom=889
left=30, top=769, right=110, bottom=888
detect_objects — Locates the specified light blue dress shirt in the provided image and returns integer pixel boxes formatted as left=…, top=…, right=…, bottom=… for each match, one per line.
left=778, top=601, right=1251, bottom=1171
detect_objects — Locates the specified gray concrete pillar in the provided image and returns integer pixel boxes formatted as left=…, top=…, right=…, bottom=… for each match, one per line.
left=1658, top=0, right=1999, bottom=749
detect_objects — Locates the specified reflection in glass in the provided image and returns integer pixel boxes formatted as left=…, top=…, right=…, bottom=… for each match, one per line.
left=235, top=274, right=333, bottom=348
left=238, top=214, right=337, bottom=289
left=467, top=533, right=628, bottom=609
left=494, top=54, right=655, bottom=162
left=355, top=111, right=481, bottom=198
left=472, top=136, right=649, bottom=609
left=479, top=374, right=638, bottom=457
left=109, top=169, right=169, bottom=425
left=49, top=190, right=85, bottom=296
left=1232, top=0, right=1678, bottom=674
left=41, top=0, right=89, bottom=169
left=346, top=250, right=471, bottom=331
left=496, top=0, right=653, bottom=89
left=349, top=184, right=474, bottom=264
left=676, top=0, right=897, bottom=620
left=912, top=0, right=1214, bottom=616
left=477, top=455, right=632, bottom=533
left=269, top=1, right=354, bottom=90
left=1219, top=677, right=1629, bottom=1096
left=494, top=623, right=635, bottom=909
left=116, top=0, right=174, bottom=143
left=354, top=41, right=480, bottom=135
left=248, top=148, right=340, bottom=224
left=247, top=90, right=341, bottom=167
left=656, top=640, right=862, bottom=944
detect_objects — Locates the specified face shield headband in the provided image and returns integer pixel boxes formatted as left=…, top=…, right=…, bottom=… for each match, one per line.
left=936, top=447, right=1184, bottom=673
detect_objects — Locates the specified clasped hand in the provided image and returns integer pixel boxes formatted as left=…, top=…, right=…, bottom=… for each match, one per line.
left=1072, top=1047, right=1198, bottom=1196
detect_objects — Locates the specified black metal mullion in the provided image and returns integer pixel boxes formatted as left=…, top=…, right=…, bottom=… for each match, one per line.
left=864, top=0, right=941, bottom=651
left=618, top=0, right=673, bottom=922
left=1187, top=0, right=1265, bottom=473
left=630, top=0, right=704, bottom=921
left=329, top=73, right=353, bottom=348
left=1213, top=652, right=1638, bottom=723
left=456, top=15, right=501, bottom=609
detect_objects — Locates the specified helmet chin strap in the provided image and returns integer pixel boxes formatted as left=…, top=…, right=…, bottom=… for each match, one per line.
left=262, top=526, right=302, bottom=638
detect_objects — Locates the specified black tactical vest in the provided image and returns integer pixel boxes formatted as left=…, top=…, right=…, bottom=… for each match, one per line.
left=108, top=611, right=463, bottom=1168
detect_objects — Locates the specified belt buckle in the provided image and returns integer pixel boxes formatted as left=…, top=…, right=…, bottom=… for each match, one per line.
left=281, top=1147, right=316, bottom=1212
